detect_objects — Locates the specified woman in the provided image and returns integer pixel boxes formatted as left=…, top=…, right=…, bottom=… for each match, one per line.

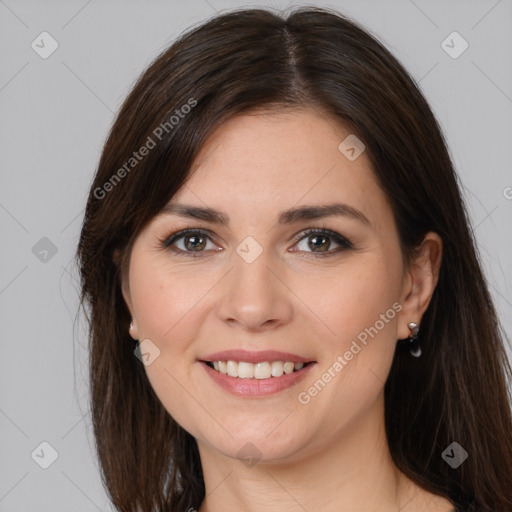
left=76, top=6, right=512, bottom=512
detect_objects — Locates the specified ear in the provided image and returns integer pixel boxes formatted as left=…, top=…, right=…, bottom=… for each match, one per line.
left=396, top=232, right=442, bottom=340
left=113, top=248, right=139, bottom=340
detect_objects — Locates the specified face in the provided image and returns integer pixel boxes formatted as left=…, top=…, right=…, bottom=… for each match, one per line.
left=123, top=108, right=414, bottom=464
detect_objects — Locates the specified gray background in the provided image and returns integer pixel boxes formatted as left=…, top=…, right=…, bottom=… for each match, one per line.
left=1, top=0, right=511, bottom=510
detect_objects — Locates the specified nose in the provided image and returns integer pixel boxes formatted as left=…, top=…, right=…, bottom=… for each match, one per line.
left=215, top=248, right=293, bottom=332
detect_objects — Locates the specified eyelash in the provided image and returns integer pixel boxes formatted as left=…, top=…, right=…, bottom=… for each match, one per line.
left=158, top=227, right=353, bottom=258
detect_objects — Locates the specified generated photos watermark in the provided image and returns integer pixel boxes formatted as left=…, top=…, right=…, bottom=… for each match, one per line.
left=93, top=97, right=197, bottom=200
left=298, top=301, right=403, bottom=404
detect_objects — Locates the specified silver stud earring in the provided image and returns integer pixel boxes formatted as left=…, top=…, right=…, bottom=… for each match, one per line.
left=408, top=322, right=421, bottom=358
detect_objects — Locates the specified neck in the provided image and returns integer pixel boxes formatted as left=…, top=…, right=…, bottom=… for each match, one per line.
left=197, top=394, right=413, bottom=512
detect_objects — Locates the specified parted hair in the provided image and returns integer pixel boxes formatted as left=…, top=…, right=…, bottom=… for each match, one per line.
left=76, top=7, right=512, bottom=512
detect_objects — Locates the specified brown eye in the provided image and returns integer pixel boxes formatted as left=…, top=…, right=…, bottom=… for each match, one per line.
left=307, top=234, right=331, bottom=252
left=293, top=228, right=352, bottom=256
left=160, top=227, right=352, bottom=258
left=183, top=234, right=207, bottom=251
left=161, top=229, right=219, bottom=256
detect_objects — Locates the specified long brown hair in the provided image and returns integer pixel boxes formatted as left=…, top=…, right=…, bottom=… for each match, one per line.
left=76, top=6, right=512, bottom=512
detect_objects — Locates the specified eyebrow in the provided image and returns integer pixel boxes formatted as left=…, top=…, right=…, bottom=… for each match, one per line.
left=159, top=202, right=371, bottom=227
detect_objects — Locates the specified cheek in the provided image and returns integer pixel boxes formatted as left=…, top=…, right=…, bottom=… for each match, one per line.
left=296, top=252, right=402, bottom=357
left=129, top=251, right=214, bottom=352
left=128, top=255, right=217, bottom=434
left=294, top=253, right=402, bottom=411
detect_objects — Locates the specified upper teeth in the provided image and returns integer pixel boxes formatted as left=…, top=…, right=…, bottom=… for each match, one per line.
left=211, top=360, right=304, bottom=379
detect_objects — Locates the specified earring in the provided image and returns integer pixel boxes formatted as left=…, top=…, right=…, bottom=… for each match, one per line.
left=408, top=322, right=421, bottom=358
left=129, top=320, right=137, bottom=341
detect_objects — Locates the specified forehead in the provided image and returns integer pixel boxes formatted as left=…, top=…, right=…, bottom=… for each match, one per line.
left=169, top=109, right=388, bottom=231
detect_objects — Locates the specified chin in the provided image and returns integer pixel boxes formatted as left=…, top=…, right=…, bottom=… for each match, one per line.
left=198, top=425, right=311, bottom=466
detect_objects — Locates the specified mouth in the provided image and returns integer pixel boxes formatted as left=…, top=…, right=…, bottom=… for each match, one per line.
left=202, top=359, right=314, bottom=379
left=198, top=350, right=317, bottom=397
left=198, top=349, right=316, bottom=397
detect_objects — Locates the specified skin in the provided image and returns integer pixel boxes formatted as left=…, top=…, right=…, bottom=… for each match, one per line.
left=121, top=108, right=450, bottom=511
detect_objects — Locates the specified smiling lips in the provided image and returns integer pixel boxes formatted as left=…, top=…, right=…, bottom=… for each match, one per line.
left=200, top=349, right=316, bottom=397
